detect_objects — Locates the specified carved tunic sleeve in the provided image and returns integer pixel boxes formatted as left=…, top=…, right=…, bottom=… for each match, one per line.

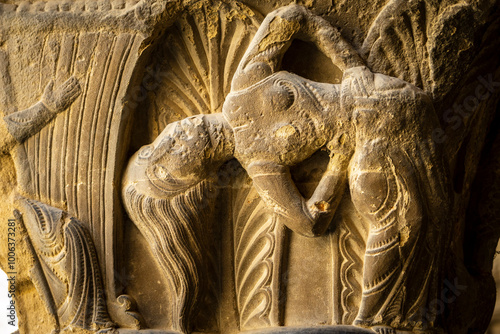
left=0, top=115, right=16, bottom=154
left=247, top=156, right=349, bottom=237
left=3, top=102, right=55, bottom=145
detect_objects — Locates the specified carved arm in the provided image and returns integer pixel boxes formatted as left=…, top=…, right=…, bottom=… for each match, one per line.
left=247, top=153, right=349, bottom=237
left=0, top=76, right=81, bottom=153
left=231, top=4, right=363, bottom=91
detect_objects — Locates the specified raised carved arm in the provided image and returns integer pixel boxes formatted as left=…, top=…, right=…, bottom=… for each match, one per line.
left=247, top=151, right=350, bottom=237
left=231, top=4, right=363, bottom=91
left=0, top=76, right=81, bottom=153
left=306, top=152, right=351, bottom=228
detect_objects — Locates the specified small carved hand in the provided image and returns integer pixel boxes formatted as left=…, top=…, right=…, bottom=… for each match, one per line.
left=42, top=76, right=82, bottom=113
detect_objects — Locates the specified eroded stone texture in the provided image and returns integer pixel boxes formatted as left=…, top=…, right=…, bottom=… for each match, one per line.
left=1, top=1, right=500, bottom=334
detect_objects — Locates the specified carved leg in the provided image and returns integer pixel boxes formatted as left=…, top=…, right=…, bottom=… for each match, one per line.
left=350, top=169, right=404, bottom=325
left=350, top=154, right=428, bottom=330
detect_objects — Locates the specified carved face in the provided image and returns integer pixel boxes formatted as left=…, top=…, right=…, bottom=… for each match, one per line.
left=124, top=113, right=232, bottom=197
left=223, top=71, right=329, bottom=166
left=149, top=115, right=211, bottom=185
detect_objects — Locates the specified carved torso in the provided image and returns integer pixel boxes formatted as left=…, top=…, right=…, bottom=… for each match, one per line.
left=223, top=71, right=332, bottom=167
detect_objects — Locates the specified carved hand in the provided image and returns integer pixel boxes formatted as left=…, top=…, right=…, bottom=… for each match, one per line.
left=304, top=139, right=353, bottom=235
left=42, top=76, right=81, bottom=113
left=13, top=209, right=24, bottom=231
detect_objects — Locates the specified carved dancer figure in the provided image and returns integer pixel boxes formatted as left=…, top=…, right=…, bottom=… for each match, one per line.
left=122, top=114, right=235, bottom=333
left=15, top=198, right=114, bottom=332
left=222, top=5, right=451, bottom=333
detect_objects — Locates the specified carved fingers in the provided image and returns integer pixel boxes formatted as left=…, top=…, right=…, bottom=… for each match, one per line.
left=42, top=76, right=82, bottom=113
left=13, top=209, right=29, bottom=236
left=372, top=325, right=396, bottom=334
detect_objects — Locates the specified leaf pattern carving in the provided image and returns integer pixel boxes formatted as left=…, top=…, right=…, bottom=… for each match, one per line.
left=145, top=0, right=261, bottom=139
left=232, top=182, right=286, bottom=330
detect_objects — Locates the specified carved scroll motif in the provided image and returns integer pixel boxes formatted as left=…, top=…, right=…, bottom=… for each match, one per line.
left=330, top=196, right=369, bottom=325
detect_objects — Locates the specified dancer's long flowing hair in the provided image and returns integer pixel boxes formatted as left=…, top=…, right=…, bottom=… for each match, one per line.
left=123, top=179, right=217, bottom=333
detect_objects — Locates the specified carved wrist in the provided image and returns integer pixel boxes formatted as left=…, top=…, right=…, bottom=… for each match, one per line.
left=246, top=160, right=287, bottom=177
left=3, top=102, right=55, bottom=143
left=40, top=100, right=60, bottom=114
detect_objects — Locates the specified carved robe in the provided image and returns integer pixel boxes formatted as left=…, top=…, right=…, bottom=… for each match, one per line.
left=343, top=66, right=451, bottom=331
left=16, top=197, right=113, bottom=331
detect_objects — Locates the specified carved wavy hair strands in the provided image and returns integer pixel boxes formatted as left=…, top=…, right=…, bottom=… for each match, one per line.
left=123, top=180, right=217, bottom=333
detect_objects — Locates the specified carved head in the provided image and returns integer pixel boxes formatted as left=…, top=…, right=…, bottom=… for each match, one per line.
left=124, top=114, right=234, bottom=197
left=148, top=115, right=212, bottom=183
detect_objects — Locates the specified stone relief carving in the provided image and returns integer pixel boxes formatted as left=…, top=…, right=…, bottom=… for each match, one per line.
left=0, top=77, right=81, bottom=153
left=222, top=6, right=453, bottom=334
left=1, top=1, right=499, bottom=334
left=0, top=76, right=114, bottom=332
left=122, top=113, right=235, bottom=333
left=14, top=198, right=113, bottom=333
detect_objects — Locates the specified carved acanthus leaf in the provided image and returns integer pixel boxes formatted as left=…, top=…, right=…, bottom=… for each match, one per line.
left=145, top=0, right=261, bottom=138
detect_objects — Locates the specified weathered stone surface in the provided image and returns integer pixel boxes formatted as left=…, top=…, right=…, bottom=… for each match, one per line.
left=1, top=1, right=499, bottom=334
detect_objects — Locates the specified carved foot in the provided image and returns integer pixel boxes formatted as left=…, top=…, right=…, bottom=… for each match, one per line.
left=372, top=326, right=396, bottom=334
